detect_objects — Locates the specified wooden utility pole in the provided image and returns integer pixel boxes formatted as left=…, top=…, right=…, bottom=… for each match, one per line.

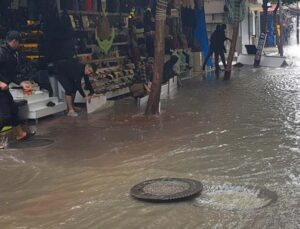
left=279, top=0, right=284, bottom=56
left=297, top=1, right=299, bottom=44
left=253, top=0, right=268, bottom=67
left=224, top=21, right=239, bottom=80
left=145, top=0, right=167, bottom=115
left=224, top=0, right=244, bottom=80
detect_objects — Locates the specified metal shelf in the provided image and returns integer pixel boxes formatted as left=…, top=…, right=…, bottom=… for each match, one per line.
left=81, top=56, right=126, bottom=64
left=113, top=42, right=128, bottom=46
left=67, top=10, right=128, bottom=17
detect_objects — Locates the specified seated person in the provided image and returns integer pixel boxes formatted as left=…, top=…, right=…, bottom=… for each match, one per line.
left=0, top=81, right=35, bottom=141
left=0, top=31, right=35, bottom=141
left=54, top=59, right=96, bottom=117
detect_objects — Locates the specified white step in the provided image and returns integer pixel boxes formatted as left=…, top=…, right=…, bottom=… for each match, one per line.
left=27, top=97, right=60, bottom=110
left=160, top=83, right=169, bottom=99
left=26, top=102, right=66, bottom=119
left=11, top=90, right=50, bottom=102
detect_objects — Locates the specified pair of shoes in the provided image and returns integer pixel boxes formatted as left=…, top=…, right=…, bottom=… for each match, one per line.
left=46, top=101, right=56, bottom=107
left=67, top=111, right=79, bottom=117
left=17, top=130, right=36, bottom=141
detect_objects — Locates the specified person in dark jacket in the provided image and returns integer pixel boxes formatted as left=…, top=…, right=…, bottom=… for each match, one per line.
left=202, top=25, right=219, bottom=71
left=202, top=24, right=230, bottom=71
left=0, top=31, right=35, bottom=141
left=55, top=59, right=96, bottom=117
left=214, top=24, right=230, bottom=71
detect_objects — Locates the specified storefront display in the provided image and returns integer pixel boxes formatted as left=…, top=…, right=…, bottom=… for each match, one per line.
left=0, top=0, right=199, bottom=117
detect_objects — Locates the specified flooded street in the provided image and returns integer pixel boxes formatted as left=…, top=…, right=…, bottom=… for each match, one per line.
left=1, top=47, right=300, bottom=228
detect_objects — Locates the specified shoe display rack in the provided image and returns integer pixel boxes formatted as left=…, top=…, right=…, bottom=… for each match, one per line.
left=19, top=20, right=44, bottom=62
left=74, top=63, right=134, bottom=113
left=68, top=9, right=134, bottom=101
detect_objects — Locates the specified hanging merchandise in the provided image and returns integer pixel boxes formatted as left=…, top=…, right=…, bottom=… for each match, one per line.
left=19, top=0, right=28, bottom=8
left=28, top=0, right=39, bottom=20
left=96, top=0, right=115, bottom=54
left=224, top=0, right=246, bottom=24
left=194, top=3, right=212, bottom=68
left=181, top=0, right=194, bottom=9
left=0, top=0, right=10, bottom=27
left=119, top=0, right=132, bottom=14
left=73, top=0, right=80, bottom=11
left=106, top=0, right=120, bottom=13
left=10, top=0, right=19, bottom=9
left=181, top=3, right=196, bottom=49
left=85, top=0, right=93, bottom=11
left=96, top=29, right=115, bottom=54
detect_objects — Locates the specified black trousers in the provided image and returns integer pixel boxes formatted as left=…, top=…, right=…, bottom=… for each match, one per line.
left=0, top=90, right=19, bottom=130
left=214, top=50, right=226, bottom=70
left=203, top=49, right=227, bottom=70
left=55, top=76, right=77, bottom=96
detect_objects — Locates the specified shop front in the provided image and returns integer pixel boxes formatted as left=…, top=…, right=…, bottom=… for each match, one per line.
left=0, top=0, right=199, bottom=119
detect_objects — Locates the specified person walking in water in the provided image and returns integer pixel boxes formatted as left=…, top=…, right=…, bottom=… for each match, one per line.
left=202, top=24, right=230, bottom=72
left=202, top=25, right=219, bottom=71
left=215, top=24, right=230, bottom=71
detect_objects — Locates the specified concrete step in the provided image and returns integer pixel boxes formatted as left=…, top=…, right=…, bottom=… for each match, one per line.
left=25, top=102, right=66, bottom=120
left=10, top=90, right=50, bottom=102
left=27, top=97, right=60, bottom=110
left=160, top=83, right=169, bottom=99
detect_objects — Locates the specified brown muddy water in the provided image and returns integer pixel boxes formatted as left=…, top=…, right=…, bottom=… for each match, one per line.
left=1, top=50, right=300, bottom=229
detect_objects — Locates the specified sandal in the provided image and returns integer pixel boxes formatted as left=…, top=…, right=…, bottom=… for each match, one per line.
left=17, top=130, right=36, bottom=141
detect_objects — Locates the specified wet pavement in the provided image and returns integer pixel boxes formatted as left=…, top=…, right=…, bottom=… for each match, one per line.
left=1, top=43, right=300, bottom=229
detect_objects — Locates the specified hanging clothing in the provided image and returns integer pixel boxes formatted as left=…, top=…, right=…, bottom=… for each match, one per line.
left=107, top=0, right=120, bottom=13
left=85, top=0, right=93, bottom=11
left=19, top=0, right=28, bottom=8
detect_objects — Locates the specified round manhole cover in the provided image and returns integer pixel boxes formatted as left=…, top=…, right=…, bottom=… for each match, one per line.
left=195, top=184, right=277, bottom=211
left=9, top=138, right=54, bottom=149
left=130, top=178, right=203, bottom=202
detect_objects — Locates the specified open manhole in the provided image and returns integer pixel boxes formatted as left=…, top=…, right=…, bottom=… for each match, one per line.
left=130, top=178, right=203, bottom=202
left=8, top=138, right=54, bottom=149
left=195, top=184, right=277, bottom=211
